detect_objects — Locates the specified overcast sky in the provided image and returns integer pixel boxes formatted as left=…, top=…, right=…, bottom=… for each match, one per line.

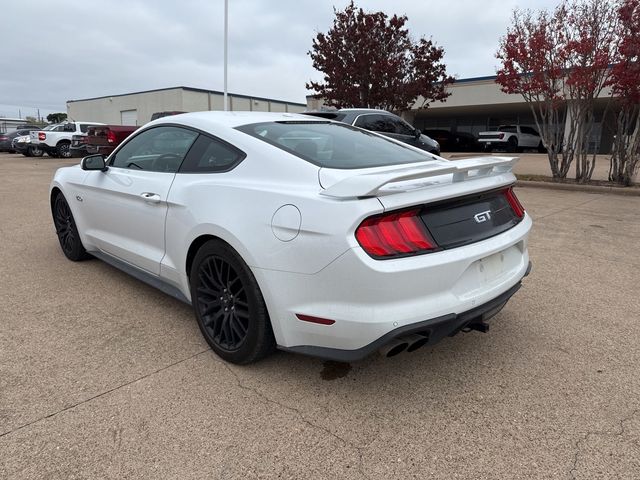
left=0, top=0, right=559, bottom=119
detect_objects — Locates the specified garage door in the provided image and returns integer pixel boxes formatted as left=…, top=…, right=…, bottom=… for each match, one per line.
left=120, top=110, right=137, bottom=126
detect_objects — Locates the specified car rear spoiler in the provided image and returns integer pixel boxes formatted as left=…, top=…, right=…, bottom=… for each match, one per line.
left=319, top=156, right=519, bottom=199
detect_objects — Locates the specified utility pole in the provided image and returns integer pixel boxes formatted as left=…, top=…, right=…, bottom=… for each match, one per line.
left=223, top=0, right=229, bottom=111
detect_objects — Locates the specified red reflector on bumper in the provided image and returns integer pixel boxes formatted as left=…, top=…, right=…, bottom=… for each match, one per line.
left=296, top=314, right=335, bottom=325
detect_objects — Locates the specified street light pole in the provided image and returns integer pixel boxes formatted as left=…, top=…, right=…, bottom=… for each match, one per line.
left=223, top=0, right=229, bottom=111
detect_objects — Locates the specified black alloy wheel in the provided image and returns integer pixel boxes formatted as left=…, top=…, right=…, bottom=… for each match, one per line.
left=29, top=145, right=44, bottom=157
left=190, top=240, right=275, bottom=364
left=52, top=194, right=88, bottom=261
left=57, top=142, right=72, bottom=158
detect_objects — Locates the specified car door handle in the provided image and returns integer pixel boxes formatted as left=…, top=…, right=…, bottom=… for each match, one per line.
left=140, top=192, right=161, bottom=204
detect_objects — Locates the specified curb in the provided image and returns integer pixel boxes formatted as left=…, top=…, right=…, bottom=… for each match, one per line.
left=516, top=179, right=640, bottom=196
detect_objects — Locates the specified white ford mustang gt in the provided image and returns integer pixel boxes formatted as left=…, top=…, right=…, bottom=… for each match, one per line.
left=50, top=112, right=532, bottom=364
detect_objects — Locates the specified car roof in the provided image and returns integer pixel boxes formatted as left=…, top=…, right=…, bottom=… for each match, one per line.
left=149, top=111, right=327, bottom=129
left=338, top=108, right=393, bottom=115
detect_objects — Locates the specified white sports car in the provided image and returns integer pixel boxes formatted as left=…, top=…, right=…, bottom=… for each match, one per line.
left=50, top=112, right=532, bottom=364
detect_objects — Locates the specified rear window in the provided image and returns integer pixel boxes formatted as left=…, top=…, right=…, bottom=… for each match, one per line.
left=236, top=121, right=430, bottom=169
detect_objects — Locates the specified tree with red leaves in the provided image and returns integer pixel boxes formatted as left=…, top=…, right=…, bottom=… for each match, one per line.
left=307, top=1, right=454, bottom=112
left=497, top=0, right=619, bottom=183
left=496, top=7, right=570, bottom=180
left=563, top=0, right=619, bottom=183
left=608, top=0, right=640, bottom=185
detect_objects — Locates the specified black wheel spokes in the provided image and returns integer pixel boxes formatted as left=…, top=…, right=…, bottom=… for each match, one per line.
left=197, top=256, right=249, bottom=351
left=54, top=199, right=75, bottom=253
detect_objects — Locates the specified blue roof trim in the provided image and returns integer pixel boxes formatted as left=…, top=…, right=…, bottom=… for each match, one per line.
left=67, top=86, right=306, bottom=107
left=453, top=74, right=498, bottom=84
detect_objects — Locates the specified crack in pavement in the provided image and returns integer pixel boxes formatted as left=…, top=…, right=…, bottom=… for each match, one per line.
left=568, top=409, right=639, bottom=480
left=221, top=362, right=373, bottom=480
left=533, top=196, right=602, bottom=221
left=0, top=348, right=211, bottom=439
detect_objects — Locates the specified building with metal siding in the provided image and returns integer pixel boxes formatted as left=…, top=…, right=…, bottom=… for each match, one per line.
left=67, top=86, right=307, bottom=126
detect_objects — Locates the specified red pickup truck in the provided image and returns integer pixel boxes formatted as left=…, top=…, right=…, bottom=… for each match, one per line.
left=85, top=125, right=139, bottom=155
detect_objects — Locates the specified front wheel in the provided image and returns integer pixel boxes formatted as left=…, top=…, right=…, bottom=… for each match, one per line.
left=190, top=240, right=275, bottom=364
left=52, top=193, right=89, bottom=261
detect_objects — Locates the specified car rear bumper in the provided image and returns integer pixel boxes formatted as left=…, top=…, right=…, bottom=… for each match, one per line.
left=70, top=146, right=88, bottom=157
left=86, top=145, right=115, bottom=155
left=280, top=270, right=529, bottom=361
left=254, top=214, right=532, bottom=357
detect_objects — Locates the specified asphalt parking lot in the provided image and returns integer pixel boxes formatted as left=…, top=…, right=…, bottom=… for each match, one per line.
left=1, top=152, right=639, bottom=479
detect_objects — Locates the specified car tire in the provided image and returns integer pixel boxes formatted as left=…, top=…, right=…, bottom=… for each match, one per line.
left=507, top=137, right=519, bottom=153
left=190, top=239, right=276, bottom=364
left=29, top=145, right=44, bottom=157
left=56, top=142, right=72, bottom=158
left=52, top=193, right=89, bottom=261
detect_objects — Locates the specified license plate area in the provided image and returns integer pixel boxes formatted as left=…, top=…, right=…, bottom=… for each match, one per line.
left=452, top=244, right=523, bottom=299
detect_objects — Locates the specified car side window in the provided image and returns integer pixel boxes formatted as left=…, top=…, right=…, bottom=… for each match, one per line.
left=521, top=126, right=538, bottom=136
left=180, top=134, right=245, bottom=173
left=80, top=124, right=91, bottom=133
left=390, top=117, right=415, bottom=136
left=53, top=125, right=66, bottom=132
left=355, top=114, right=395, bottom=133
left=111, top=126, right=198, bottom=173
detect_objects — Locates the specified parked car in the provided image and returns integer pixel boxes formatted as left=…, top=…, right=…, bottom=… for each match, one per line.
left=13, top=134, right=44, bottom=157
left=70, top=134, right=89, bottom=157
left=31, top=121, right=104, bottom=158
left=423, top=129, right=479, bottom=152
left=477, top=125, right=545, bottom=153
left=0, top=128, right=43, bottom=152
left=86, top=125, right=139, bottom=155
left=301, top=108, right=441, bottom=155
left=13, top=124, right=42, bottom=131
left=50, top=112, right=531, bottom=364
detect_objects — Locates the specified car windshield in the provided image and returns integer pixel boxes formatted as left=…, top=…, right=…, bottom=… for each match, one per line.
left=236, top=121, right=431, bottom=169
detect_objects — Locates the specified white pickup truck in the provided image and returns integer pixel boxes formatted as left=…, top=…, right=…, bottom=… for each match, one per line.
left=30, top=121, right=104, bottom=158
left=477, top=125, right=545, bottom=153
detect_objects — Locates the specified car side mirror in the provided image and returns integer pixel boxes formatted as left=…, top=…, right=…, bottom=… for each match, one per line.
left=81, top=154, right=107, bottom=171
left=414, top=128, right=421, bottom=139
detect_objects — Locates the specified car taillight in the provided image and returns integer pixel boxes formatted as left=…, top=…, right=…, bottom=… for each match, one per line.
left=106, top=130, right=116, bottom=143
left=498, top=133, right=505, bottom=139
left=504, top=187, right=525, bottom=218
left=355, top=208, right=438, bottom=259
left=38, top=132, right=46, bottom=140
